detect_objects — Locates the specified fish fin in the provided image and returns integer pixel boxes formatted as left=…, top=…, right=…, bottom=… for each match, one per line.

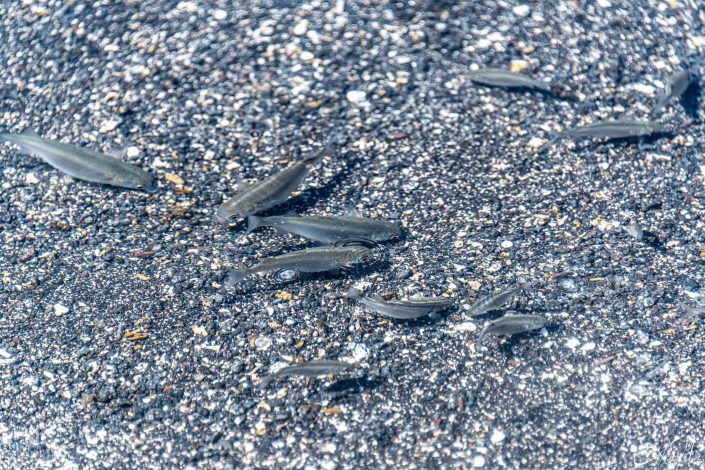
left=345, top=287, right=363, bottom=300
left=302, top=131, right=345, bottom=164
left=20, top=127, right=39, bottom=137
left=232, top=175, right=252, bottom=193
left=225, top=268, right=248, bottom=287
left=344, top=205, right=362, bottom=217
left=651, top=92, right=670, bottom=117
left=246, top=215, right=263, bottom=234
left=107, top=146, right=128, bottom=160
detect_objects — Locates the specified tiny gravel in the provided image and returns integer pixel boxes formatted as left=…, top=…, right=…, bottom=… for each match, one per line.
left=2, top=1, right=705, bottom=468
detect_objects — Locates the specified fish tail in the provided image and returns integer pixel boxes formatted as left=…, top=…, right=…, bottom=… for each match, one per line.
left=225, top=268, right=248, bottom=287
left=537, top=133, right=561, bottom=154
left=345, top=287, right=363, bottom=300
left=476, top=324, right=489, bottom=351
left=0, top=131, right=40, bottom=158
left=246, top=215, right=264, bottom=234
left=303, top=131, right=345, bottom=164
left=651, top=92, right=669, bottom=117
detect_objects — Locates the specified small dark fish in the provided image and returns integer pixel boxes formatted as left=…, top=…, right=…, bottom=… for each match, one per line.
left=469, top=68, right=552, bottom=93
left=0, top=128, right=156, bottom=191
left=226, top=243, right=374, bottom=286
left=247, top=214, right=401, bottom=244
left=346, top=288, right=451, bottom=320
left=259, top=360, right=355, bottom=389
left=215, top=133, right=341, bottom=223
left=561, top=120, right=666, bottom=139
left=540, top=120, right=668, bottom=152
left=652, top=69, right=697, bottom=117
left=467, top=286, right=519, bottom=317
left=477, top=314, right=549, bottom=348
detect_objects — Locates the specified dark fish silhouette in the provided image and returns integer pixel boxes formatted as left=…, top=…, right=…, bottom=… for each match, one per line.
left=259, top=360, right=355, bottom=389
left=0, top=128, right=156, bottom=191
left=540, top=120, right=668, bottom=152
left=226, top=243, right=374, bottom=286
left=346, top=288, right=451, bottom=320
left=247, top=214, right=400, bottom=244
left=477, top=314, right=549, bottom=348
left=215, top=133, right=341, bottom=223
left=469, top=68, right=552, bottom=93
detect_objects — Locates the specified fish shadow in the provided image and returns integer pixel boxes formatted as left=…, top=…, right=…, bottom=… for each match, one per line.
left=345, top=256, right=392, bottom=279
left=323, top=376, right=382, bottom=395
left=474, top=84, right=564, bottom=100
left=386, top=308, right=455, bottom=326
left=276, top=153, right=361, bottom=216
left=221, top=143, right=359, bottom=231
left=223, top=259, right=389, bottom=296
left=681, top=78, right=701, bottom=119
left=588, top=132, right=676, bottom=151
left=633, top=230, right=666, bottom=252
left=497, top=321, right=561, bottom=356
left=223, top=269, right=343, bottom=296
left=247, top=242, right=316, bottom=258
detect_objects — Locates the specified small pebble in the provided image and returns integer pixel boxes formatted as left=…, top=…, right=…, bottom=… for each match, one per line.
left=510, top=60, right=529, bottom=72
left=346, top=90, right=367, bottom=104
left=455, top=321, right=477, bottom=332
left=512, top=5, right=530, bottom=16
left=255, top=336, right=272, bottom=350
left=293, top=20, right=308, bottom=36
left=212, top=9, right=227, bottom=20
left=490, top=429, right=505, bottom=444
left=558, top=278, right=577, bottom=292
left=99, top=120, right=121, bottom=133
left=25, top=173, right=40, bottom=185
left=18, top=248, right=36, bottom=262
left=527, top=137, right=545, bottom=149
left=54, top=304, right=69, bottom=316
